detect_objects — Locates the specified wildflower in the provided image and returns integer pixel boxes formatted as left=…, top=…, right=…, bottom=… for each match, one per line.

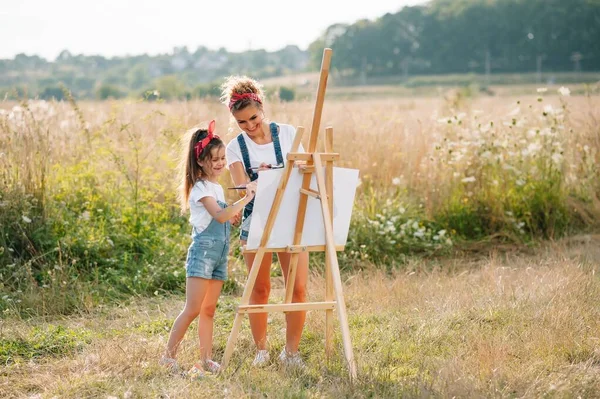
left=551, top=153, right=563, bottom=165
left=22, top=215, right=32, bottom=223
left=527, top=142, right=542, bottom=154
left=461, top=176, right=476, bottom=183
left=543, top=105, right=555, bottom=115
left=536, top=88, right=548, bottom=93
left=557, top=87, right=570, bottom=96
left=392, top=177, right=401, bottom=186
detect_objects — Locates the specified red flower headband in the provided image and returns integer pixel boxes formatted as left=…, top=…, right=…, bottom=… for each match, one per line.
left=228, top=92, right=262, bottom=110
left=194, top=120, right=219, bottom=159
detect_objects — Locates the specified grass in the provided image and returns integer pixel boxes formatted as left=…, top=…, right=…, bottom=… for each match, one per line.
left=1, top=236, right=599, bottom=398
left=1, top=86, right=599, bottom=396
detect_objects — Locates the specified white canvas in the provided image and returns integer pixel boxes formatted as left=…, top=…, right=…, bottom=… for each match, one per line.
left=246, top=167, right=360, bottom=250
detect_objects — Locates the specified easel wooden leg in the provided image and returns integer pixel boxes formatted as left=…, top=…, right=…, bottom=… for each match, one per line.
left=221, top=248, right=267, bottom=370
left=314, top=155, right=357, bottom=380
left=324, top=127, right=334, bottom=358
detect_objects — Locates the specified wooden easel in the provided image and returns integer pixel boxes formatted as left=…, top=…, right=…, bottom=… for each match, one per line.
left=221, top=48, right=357, bottom=379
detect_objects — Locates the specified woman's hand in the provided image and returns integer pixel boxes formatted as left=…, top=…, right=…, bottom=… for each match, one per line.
left=257, top=162, right=272, bottom=172
left=295, top=160, right=308, bottom=171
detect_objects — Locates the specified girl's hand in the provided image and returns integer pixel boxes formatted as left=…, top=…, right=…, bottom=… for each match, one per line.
left=231, top=211, right=242, bottom=226
left=245, top=181, right=257, bottom=200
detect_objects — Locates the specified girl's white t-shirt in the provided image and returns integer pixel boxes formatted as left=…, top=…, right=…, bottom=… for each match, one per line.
left=189, top=180, right=225, bottom=233
left=226, top=123, right=302, bottom=170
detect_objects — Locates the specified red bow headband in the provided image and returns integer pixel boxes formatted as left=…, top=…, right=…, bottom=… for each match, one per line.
left=194, top=120, right=219, bottom=158
left=228, top=92, right=262, bottom=110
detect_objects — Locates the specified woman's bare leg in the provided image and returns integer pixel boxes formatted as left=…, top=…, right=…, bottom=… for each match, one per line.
left=243, top=247, right=273, bottom=350
left=277, top=252, right=309, bottom=353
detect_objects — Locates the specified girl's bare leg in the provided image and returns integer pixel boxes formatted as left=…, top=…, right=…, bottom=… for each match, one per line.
left=197, top=279, right=224, bottom=361
left=165, top=277, right=209, bottom=358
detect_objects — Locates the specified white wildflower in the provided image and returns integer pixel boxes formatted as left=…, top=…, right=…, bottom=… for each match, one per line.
left=527, top=142, right=542, bottom=155
left=557, top=86, right=570, bottom=96
left=551, top=153, right=563, bottom=165
left=392, top=177, right=401, bottom=186
left=461, top=176, right=476, bottom=183
left=537, top=88, right=548, bottom=93
left=22, top=215, right=32, bottom=223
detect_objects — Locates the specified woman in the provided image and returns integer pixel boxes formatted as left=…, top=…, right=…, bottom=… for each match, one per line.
left=222, top=75, right=308, bottom=368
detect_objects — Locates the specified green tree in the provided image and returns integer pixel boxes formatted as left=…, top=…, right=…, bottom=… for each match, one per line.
left=96, top=84, right=126, bottom=100
left=153, top=75, right=186, bottom=100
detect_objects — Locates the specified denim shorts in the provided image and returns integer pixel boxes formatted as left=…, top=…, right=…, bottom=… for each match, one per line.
left=185, top=236, right=228, bottom=280
left=240, top=214, right=252, bottom=241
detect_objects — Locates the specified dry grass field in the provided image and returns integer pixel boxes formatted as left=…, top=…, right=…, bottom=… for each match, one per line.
left=1, top=87, right=599, bottom=397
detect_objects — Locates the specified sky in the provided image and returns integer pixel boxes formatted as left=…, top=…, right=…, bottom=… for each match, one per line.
left=1, top=0, right=425, bottom=60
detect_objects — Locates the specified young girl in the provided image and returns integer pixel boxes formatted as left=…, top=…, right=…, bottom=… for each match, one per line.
left=161, top=120, right=257, bottom=376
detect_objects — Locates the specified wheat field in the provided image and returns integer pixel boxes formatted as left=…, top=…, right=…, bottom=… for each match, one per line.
left=1, top=89, right=600, bottom=397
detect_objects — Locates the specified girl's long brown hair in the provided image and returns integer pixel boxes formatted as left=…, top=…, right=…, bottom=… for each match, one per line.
left=178, top=124, right=224, bottom=212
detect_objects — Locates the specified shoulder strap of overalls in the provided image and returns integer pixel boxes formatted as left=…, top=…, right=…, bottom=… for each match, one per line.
left=236, top=134, right=259, bottom=181
left=270, top=122, right=284, bottom=165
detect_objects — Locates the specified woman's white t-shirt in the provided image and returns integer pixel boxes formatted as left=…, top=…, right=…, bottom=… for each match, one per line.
left=189, top=180, right=225, bottom=233
left=226, top=123, right=302, bottom=170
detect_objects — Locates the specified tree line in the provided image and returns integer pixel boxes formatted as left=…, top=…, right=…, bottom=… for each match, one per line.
left=310, top=0, right=600, bottom=81
left=1, top=0, right=598, bottom=100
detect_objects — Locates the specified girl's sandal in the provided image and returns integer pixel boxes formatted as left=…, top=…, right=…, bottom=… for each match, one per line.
left=159, top=356, right=182, bottom=375
left=187, top=363, right=207, bottom=380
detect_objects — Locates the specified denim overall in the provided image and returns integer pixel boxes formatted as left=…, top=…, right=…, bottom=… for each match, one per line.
left=237, top=122, right=284, bottom=241
left=185, top=200, right=230, bottom=280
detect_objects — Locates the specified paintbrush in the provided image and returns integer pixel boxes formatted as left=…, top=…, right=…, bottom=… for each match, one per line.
left=249, top=163, right=284, bottom=170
